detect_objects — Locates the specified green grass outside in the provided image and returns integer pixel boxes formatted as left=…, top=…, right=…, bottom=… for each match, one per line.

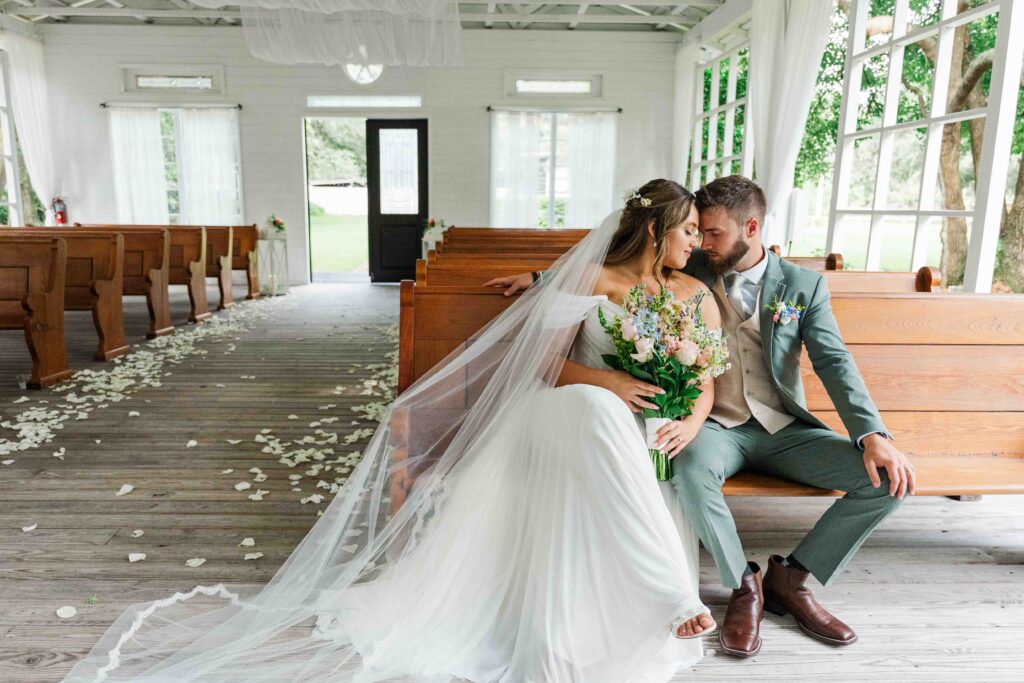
left=309, top=213, right=368, bottom=274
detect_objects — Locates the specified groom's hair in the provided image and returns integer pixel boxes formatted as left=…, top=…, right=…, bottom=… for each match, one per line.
left=695, top=175, right=767, bottom=230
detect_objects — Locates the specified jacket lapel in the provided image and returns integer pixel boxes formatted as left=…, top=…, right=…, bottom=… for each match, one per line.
left=759, top=251, right=787, bottom=359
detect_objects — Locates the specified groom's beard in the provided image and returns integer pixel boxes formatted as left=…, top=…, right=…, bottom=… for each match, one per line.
left=707, top=239, right=751, bottom=275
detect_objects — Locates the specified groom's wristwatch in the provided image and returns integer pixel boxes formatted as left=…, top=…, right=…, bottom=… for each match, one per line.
left=531, top=271, right=541, bottom=283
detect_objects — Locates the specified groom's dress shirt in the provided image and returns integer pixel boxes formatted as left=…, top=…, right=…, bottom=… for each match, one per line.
left=709, top=251, right=796, bottom=434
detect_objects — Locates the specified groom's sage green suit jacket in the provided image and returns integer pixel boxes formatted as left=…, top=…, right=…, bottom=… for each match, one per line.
left=681, top=249, right=889, bottom=448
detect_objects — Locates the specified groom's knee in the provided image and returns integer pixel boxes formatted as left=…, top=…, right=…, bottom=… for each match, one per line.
left=671, top=445, right=730, bottom=502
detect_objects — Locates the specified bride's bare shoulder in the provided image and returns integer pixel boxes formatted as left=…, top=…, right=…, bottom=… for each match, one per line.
left=592, top=264, right=627, bottom=299
left=666, top=271, right=710, bottom=300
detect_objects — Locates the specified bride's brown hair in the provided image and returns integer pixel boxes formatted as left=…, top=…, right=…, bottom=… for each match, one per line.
left=604, top=178, right=697, bottom=279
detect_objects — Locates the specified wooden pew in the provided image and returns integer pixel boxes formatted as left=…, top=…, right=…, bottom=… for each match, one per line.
left=76, top=225, right=209, bottom=323
left=78, top=223, right=260, bottom=304
left=0, top=236, right=73, bottom=388
left=393, top=283, right=1024, bottom=509
left=823, top=267, right=941, bottom=293
left=0, top=229, right=129, bottom=360
left=231, top=224, right=260, bottom=300
left=768, top=245, right=842, bottom=270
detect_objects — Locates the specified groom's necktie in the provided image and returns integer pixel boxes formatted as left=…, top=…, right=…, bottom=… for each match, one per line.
left=724, top=272, right=752, bottom=320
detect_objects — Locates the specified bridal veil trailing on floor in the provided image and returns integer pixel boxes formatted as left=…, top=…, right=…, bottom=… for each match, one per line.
left=63, top=210, right=707, bottom=683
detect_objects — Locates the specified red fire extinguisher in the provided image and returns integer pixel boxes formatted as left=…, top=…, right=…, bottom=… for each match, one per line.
left=52, top=197, right=68, bottom=225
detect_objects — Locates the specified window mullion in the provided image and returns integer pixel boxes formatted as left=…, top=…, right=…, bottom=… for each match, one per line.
left=547, top=113, right=556, bottom=229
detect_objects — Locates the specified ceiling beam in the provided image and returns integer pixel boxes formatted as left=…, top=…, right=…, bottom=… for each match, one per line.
left=10, top=6, right=703, bottom=26
left=568, top=2, right=589, bottom=30
left=617, top=4, right=689, bottom=33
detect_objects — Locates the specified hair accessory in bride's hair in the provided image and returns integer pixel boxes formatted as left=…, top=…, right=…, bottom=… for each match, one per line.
left=624, top=188, right=653, bottom=208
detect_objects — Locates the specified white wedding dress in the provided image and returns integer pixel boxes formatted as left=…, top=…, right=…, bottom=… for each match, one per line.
left=309, top=295, right=706, bottom=682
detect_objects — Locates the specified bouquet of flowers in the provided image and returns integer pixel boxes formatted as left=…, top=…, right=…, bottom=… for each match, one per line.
left=421, top=217, right=447, bottom=238
left=598, top=284, right=730, bottom=480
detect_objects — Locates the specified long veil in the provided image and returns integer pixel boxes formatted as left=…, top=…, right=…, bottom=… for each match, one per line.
left=63, top=211, right=622, bottom=682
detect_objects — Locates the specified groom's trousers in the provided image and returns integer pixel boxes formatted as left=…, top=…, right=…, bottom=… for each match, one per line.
left=670, top=417, right=903, bottom=589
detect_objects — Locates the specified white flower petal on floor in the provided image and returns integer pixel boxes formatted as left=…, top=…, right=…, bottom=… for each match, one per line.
left=115, top=484, right=134, bottom=496
left=239, top=538, right=255, bottom=547
left=56, top=606, right=77, bottom=618
left=186, top=440, right=198, bottom=448
left=185, top=558, right=206, bottom=568
left=234, top=482, right=251, bottom=491
left=21, top=523, right=37, bottom=532
left=128, top=553, right=147, bottom=563
left=131, top=529, right=144, bottom=538
left=243, top=552, right=263, bottom=561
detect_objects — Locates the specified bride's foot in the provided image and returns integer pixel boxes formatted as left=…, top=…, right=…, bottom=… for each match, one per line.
left=672, top=611, right=717, bottom=639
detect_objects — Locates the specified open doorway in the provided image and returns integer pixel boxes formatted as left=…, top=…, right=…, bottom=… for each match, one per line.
left=304, top=117, right=368, bottom=282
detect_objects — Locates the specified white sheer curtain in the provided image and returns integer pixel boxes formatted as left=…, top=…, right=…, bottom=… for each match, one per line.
left=672, top=40, right=701, bottom=186
left=108, top=108, right=170, bottom=224
left=565, top=112, right=617, bottom=228
left=0, top=29, right=61, bottom=224
left=177, top=108, right=243, bottom=225
left=490, top=111, right=542, bottom=228
left=190, top=0, right=463, bottom=66
left=749, top=0, right=833, bottom=245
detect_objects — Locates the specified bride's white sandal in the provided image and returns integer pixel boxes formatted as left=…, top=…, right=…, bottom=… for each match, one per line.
left=671, top=610, right=718, bottom=640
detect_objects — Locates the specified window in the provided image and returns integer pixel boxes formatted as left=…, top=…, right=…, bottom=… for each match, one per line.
left=307, top=95, right=422, bottom=109
left=109, top=107, right=242, bottom=225
left=490, top=110, right=617, bottom=229
left=505, top=71, right=604, bottom=98
left=515, top=79, right=593, bottom=95
left=344, top=64, right=384, bottom=85
left=121, top=65, right=224, bottom=94
left=687, top=43, right=752, bottom=189
left=136, top=75, right=214, bottom=91
left=827, top=0, right=1024, bottom=290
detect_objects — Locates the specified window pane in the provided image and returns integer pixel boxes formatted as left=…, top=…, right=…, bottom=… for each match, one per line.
left=378, top=128, right=419, bottom=214
left=944, top=11, right=999, bottom=114
left=897, top=42, right=934, bottom=123
left=908, top=0, right=942, bottom=27
left=735, top=48, right=748, bottom=100
left=733, top=104, right=745, bottom=157
left=874, top=215, right=916, bottom=271
left=718, top=58, right=729, bottom=107
left=884, top=127, right=927, bottom=209
left=702, top=66, right=713, bottom=112
left=866, top=0, right=897, bottom=48
left=930, top=118, right=983, bottom=212
left=834, top=214, right=871, bottom=269
left=856, top=52, right=889, bottom=131
left=843, top=134, right=880, bottom=209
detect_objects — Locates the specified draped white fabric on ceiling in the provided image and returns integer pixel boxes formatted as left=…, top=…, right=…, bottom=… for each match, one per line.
left=190, top=0, right=463, bottom=67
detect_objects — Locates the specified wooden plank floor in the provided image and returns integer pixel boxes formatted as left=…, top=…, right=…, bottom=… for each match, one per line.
left=1, top=282, right=1022, bottom=681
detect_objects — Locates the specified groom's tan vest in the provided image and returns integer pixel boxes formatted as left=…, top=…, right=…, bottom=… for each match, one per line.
left=709, top=276, right=795, bottom=434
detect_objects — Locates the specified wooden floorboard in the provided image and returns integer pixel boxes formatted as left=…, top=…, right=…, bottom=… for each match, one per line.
left=1, top=282, right=1022, bottom=682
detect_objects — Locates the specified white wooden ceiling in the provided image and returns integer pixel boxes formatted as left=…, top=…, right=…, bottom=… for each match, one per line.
left=1, top=1, right=723, bottom=33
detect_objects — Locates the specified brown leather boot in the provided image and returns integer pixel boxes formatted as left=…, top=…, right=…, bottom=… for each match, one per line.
left=763, top=554, right=857, bottom=646
left=718, top=561, right=763, bottom=657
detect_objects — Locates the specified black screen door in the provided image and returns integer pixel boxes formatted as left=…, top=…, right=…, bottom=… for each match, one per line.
left=366, top=119, right=428, bottom=282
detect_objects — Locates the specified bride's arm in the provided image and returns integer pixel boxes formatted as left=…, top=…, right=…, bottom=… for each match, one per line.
left=555, top=341, right=663, bottom=414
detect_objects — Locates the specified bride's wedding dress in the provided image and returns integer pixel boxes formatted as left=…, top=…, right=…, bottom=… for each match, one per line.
left=310, top=295, right=707, bottom=682
left=62, top=212, right=706, bottom=683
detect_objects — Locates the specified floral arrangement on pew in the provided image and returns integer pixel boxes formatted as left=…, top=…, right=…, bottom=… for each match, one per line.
left=598, top=284, right=730, bottom=481
left=261, top=214, right=286, bottom=239
left=421, top=217, right=448, bottom=255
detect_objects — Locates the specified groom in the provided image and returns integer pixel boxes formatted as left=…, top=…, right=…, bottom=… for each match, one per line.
left=484, top=175, right=915, bottom=657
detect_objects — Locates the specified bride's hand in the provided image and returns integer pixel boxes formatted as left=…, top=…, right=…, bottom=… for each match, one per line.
left=603, top=371, right=664, bottom=413
left=656, top=416, right=703, bottom=458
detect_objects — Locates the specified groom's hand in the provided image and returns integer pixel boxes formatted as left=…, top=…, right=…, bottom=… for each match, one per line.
left=483, top=272, right=533, bottom=296
left=862, top=433, right=916, bottom=499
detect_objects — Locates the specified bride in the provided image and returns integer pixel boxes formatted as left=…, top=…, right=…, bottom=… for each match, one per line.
left=64, top=179, right=721, bottom=683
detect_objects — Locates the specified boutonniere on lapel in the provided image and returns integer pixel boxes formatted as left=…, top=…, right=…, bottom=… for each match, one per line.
left=768, top=296, right=805, bottom=325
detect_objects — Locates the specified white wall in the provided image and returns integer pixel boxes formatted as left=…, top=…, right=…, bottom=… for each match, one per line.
left=39, top=24, right=681, bottom=284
